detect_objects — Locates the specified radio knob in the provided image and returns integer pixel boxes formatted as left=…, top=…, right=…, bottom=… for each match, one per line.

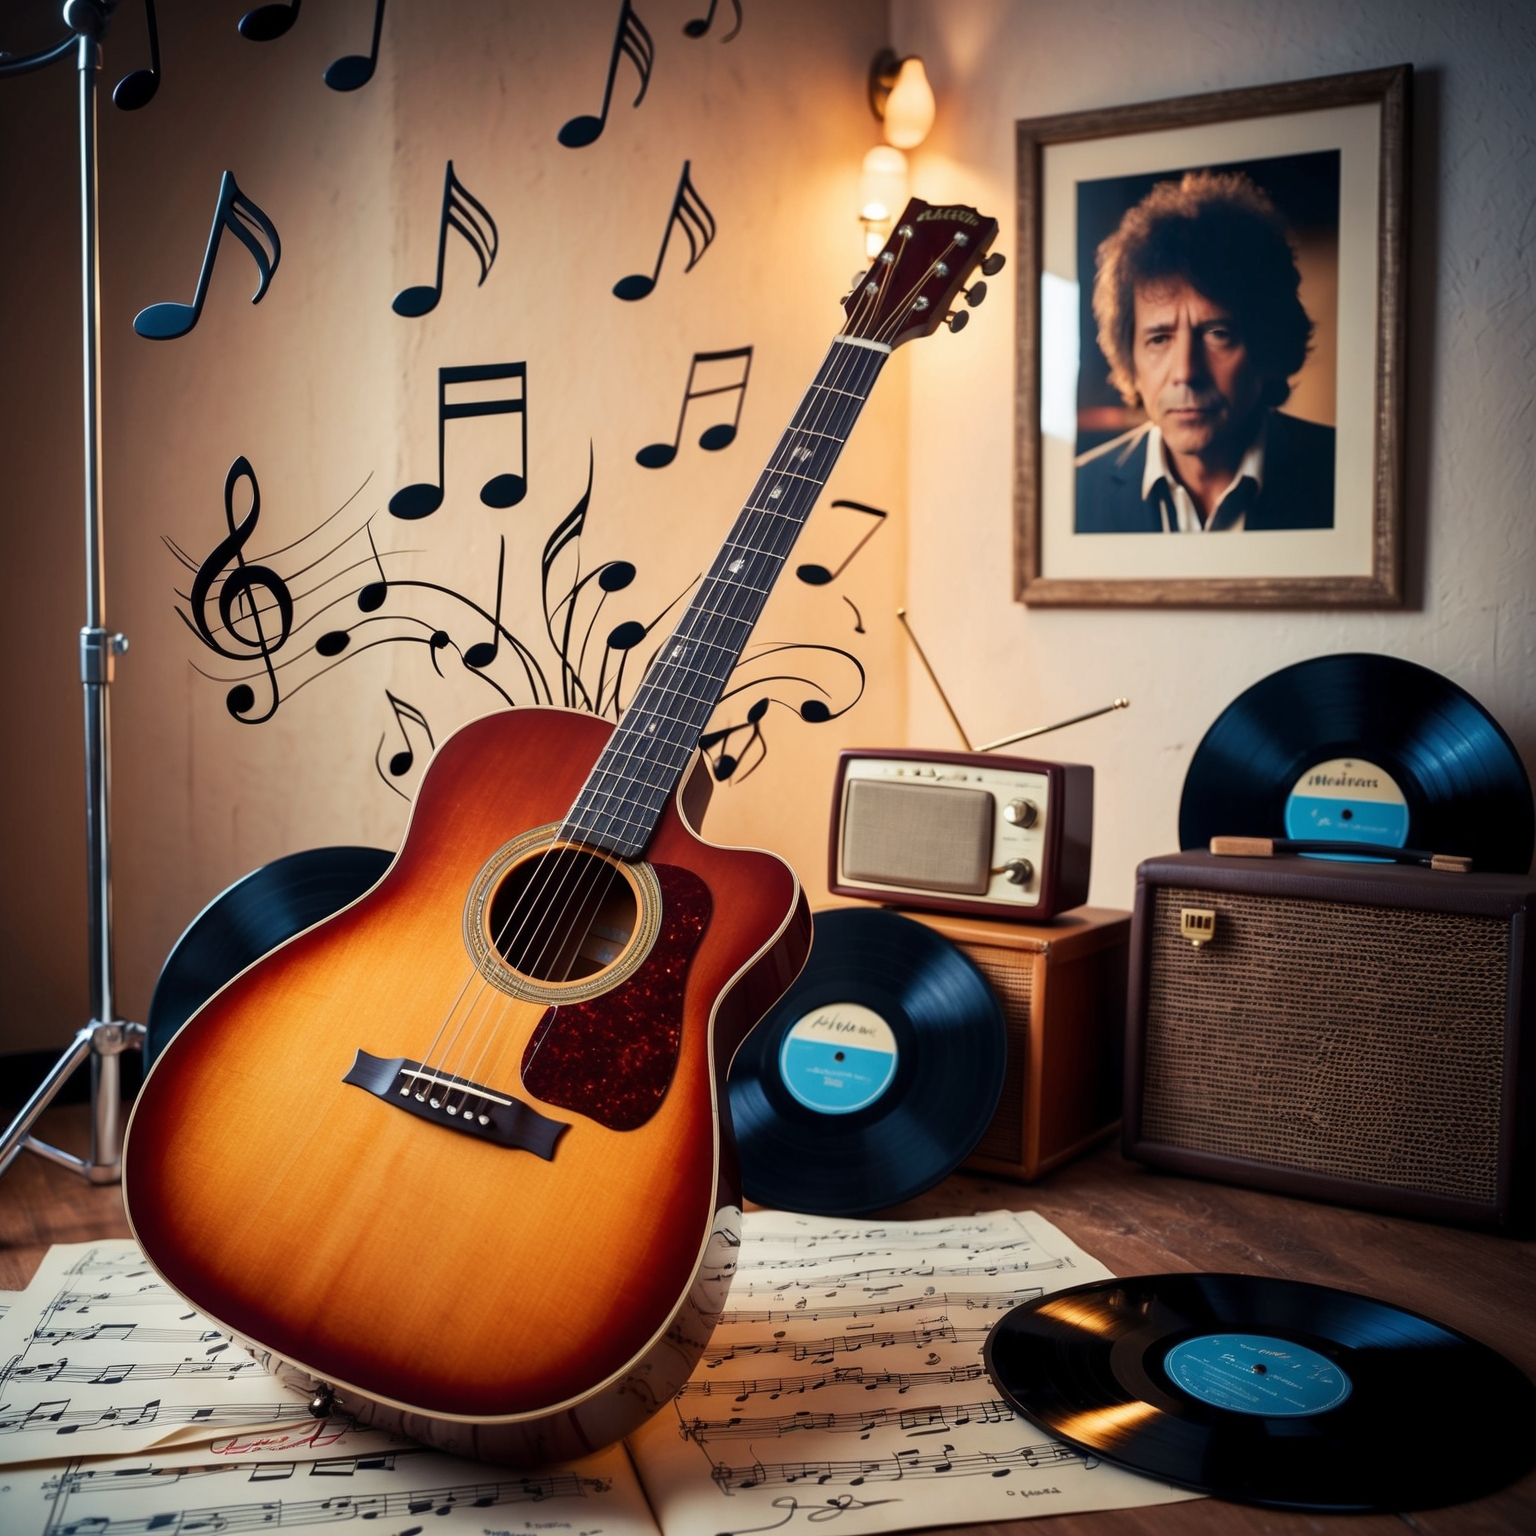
left=1003, top=858, right=1034, bottom=886
left=1003, top=799, right=1038, bottom=828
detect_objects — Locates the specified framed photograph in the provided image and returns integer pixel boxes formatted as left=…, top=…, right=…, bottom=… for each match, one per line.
left=1015, top=66, right=1409, bottom=606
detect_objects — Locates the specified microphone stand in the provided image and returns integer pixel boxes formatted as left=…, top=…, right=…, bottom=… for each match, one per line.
left=0, top=0, right=144, bottom=1184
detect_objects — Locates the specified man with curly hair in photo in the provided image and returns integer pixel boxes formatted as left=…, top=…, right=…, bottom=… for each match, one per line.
left=1076, top=169, right=1335, bottom=533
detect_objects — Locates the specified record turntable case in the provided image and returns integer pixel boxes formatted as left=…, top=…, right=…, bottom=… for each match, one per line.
left=1125, top=852, right=1536, bottom=1229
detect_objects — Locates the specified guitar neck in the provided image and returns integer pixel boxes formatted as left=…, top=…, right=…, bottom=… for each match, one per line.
left=562, top=335, right=889, bottom=858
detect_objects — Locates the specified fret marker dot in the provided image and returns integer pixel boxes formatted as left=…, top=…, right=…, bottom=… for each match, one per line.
left=729, top=559, right=745, bottom=573
left=769, top=486, right=783, bottom=499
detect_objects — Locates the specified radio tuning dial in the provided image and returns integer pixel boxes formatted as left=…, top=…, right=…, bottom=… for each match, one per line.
left=1003, top=799, right=1038, bottom=828
left=1003, top=859, right=1034, bottom=886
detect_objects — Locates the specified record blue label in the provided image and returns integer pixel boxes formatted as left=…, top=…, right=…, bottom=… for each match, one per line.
left=1285, top=756, right=1409, bottom=857
left=1165, top=1332, right=1352, bottom=1416
left=778, top=1003, right=898, bottom=1115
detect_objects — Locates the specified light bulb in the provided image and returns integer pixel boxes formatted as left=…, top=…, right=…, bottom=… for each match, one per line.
left=883, top=57, right=935, bottom=150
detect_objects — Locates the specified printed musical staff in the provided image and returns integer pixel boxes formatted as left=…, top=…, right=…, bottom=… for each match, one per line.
left=238, top=0, right=301, bottom=42
left=677, top=1364, right=988, bottom=1402
left=393, top=160, right=498, bottom=317
left=325, top=0, right=387, bottom=91
left=133, top=171, right=281, bottom=340
left=683, top=0, right=743, bottom=41
left=796, top=499, right=887, bottom=585
left=558, top=0, right=654, bottom=148
left=709, top=1441, right=1090, bottom=1492
left=112, top=0, right=161, bottom=110
left=628, top=1208, right=1198, bottom=1530
left=614, top=160, right=715, bottom=300
left=637, top=346, right=752, bottom=468
left=681, top=1396, right=1016, bottom=1443
left=391, top=362, right=528, bottom=519
left=374, top=690, right=434, bottom=798
left=176, top=456, right=293, bottom=724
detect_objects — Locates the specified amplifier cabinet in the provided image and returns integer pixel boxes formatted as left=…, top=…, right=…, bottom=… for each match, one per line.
left=1125, top=853, right=1536, bottom=1230
left=902, top=906, right=1128, bottom=1181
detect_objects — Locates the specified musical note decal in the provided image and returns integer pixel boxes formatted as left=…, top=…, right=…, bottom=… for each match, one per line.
left=112, top=0, right=160, bottom=111
left=375, top=691, right=433, bottom=798
left=613, top=160, right=715, bottom=301
left=177, top=457, right=293, bottom=724
left=237, top=0, right=301, bottom=43
left=683, top=0, right=743, bottom=41
left=390, top=362, right=527, bottom=519
left=795, top=499, right=887, bottom=585
left=133, top=172, right=280, bottom=341
left=637, top=346, right=752, bottom=468
left=843, top=596, right=865, bottom=633
left=324, top=0, right=387, bottom=91
left=557, top=0, right=654, bottom=148
left=393, top=161, right=498, bottom=317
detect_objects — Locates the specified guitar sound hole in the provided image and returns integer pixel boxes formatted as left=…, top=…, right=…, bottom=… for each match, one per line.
left=486, top=848, right=638, bottom=984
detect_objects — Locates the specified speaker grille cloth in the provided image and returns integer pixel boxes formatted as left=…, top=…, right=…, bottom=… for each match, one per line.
left=959, top=944, right=1034, bottom=1163
left=842, top=780, right=993, bottom=894
left=1144, top=886, right=1508, bottom=1202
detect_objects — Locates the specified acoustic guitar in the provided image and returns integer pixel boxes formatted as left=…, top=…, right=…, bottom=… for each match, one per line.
left=124, top=199, right=1001, bottom=1464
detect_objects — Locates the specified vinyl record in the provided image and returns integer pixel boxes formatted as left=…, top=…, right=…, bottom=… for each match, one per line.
left=985, top=1273, right=1536, bottom=1511
left=146, top=845, right=392, bottom=1065
left=1180, top=653, right=1534, bottom=873
left=728, top=906, right=1007, bottom=1216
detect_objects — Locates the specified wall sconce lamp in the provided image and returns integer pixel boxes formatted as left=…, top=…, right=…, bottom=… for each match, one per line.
left=860, top=49, right=936, bottom=257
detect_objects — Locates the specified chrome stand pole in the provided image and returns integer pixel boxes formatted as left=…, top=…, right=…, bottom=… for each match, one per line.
left=0, top=3, right=143, bottom=1185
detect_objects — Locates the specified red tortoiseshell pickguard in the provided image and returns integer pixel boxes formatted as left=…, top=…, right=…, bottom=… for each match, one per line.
left=519, top=863, right=712, bottom=1130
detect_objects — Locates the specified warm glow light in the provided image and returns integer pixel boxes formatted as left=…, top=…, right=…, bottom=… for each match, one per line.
left=859, top=144, right=908, bottom=224
left=882, top=56, right=935, bottom=149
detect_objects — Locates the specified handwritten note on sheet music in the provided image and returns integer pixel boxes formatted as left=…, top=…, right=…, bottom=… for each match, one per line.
left=0, top=1241, right=306, bottom=1462
left=0, top=1431, right=654, bottom=1536
left=628, top=1209, right=1198, bottom=1534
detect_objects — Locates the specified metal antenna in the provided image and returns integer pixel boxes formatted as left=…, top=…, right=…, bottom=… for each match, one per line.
left=897, top=608, right=1128, bottom=755
left=0, top=0, right=145, bottom=1184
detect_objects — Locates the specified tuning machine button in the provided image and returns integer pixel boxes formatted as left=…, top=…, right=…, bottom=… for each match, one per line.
left=1003, top=798, right=1038, bottom=828
left=964, top=280, right=987, bottom=307
left=1002, top=858, right=1034, bottom=886
left=946, top=310, right=969, bottom=333
left=981, top=252, right=1006, bottom=276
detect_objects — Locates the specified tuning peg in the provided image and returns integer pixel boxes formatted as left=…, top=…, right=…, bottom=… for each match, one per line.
left=963, top=281, right=988, bottom=308
left=946, top=310, right=969, bottom=333
left=981, top=252, right=1006, bottom=277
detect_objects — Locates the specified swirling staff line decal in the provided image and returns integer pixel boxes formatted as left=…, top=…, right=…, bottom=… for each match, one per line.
left=170, top=454, right=867, bottom=787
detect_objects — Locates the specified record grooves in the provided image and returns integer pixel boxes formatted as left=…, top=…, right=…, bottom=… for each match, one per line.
left=1179, top=654, right=1534, bottom=874
left=728, top=907, right=1007, bottom=1216
left=985, top=1273, right=1536, bottom=1511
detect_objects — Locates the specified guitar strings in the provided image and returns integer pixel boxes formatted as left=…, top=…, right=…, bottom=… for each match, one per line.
left=408, top=233, right=961, bottom=1125
left=420, top=239, right=942, bottom=1115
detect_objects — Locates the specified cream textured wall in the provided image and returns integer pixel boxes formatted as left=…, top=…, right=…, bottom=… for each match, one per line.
left=892, top=0, right=1536, bottom=909
left=0, top=0, right=898, bottom=1052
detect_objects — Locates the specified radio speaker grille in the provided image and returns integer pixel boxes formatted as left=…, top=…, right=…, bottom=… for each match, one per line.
left=841, top=780, right=993, bottom=894
left=1143, top=885, right=1508, bottom=1203
left=960, top=945, right=1035, bottom=1164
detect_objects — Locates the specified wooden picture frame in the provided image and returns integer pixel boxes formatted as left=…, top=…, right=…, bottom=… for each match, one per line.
left=1015, top=66, right=1409, bottom=607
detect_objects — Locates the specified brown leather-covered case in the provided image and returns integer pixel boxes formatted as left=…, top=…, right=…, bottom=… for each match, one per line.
left=1125, top=852, right=1536, bottom=1230
left=902, top=906, right=1128, bottom=1181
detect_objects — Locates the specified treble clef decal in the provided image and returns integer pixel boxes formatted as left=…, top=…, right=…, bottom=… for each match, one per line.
left=178, top=456, right=294, bottom=723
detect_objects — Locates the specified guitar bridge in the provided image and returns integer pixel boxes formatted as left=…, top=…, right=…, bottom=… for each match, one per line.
left=343, top=1049, right=568, bottom=1159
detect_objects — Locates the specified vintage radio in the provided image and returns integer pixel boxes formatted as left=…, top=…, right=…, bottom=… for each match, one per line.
left=903, top=905, right=1128, bottom=1181
left=828, top=749, right=1093, bottom=920
left=1125, top=852, right=1536, bottom=1230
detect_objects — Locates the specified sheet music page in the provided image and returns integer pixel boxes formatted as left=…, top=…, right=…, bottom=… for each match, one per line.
left=627, top=1209, right=1198, bottom=1534
left=0, top=1241, right=312, bottom=1462
left=0, top=1432, right=657, bottom=1536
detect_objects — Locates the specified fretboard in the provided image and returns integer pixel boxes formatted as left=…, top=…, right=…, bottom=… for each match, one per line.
left=561, top=335, right=889, bottom=858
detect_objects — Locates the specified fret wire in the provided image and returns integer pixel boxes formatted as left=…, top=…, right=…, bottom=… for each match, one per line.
left=562, top=340, right=884, bottom=853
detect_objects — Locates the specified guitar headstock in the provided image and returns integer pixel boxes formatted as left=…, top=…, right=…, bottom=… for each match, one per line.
left=842, top=198, right=1002, bottom=350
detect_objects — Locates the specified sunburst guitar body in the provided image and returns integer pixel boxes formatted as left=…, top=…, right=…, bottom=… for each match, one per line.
left=124, top=198, right=1000, bottom=1461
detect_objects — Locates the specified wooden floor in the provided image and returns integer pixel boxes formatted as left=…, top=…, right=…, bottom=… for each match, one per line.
left=2, top=1104, right=1533, bottom=1533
